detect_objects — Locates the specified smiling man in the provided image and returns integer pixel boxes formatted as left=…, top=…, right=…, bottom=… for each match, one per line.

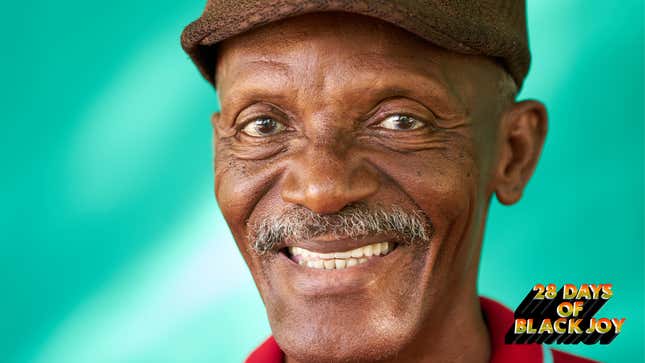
left=181, top=1, right=596, bottom=363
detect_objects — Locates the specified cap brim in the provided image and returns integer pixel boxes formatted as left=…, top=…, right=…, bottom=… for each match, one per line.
left=181, top=0, right=528, bottom=89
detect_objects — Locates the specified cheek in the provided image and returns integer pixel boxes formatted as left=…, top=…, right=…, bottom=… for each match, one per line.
left=214, top=146, right=281, bottom=247
left=367, top=134, right=482, bottom=285
left=214, top=153, right=288, bottom=292
left=215, top=168, right=249, bottom=239
left=376, top=141, right=479, bottom=225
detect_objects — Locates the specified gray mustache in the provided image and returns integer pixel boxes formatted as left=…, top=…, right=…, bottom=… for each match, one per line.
left=249, top=203, right=433, bottom=254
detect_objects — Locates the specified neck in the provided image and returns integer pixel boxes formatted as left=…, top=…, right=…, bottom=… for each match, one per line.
left=285, top=286, right=490, bottom=363
left=390, top=286, right=490, bottom=363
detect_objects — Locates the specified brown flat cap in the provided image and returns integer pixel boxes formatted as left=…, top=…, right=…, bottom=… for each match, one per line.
left=181, top=0, right=530, bottom=89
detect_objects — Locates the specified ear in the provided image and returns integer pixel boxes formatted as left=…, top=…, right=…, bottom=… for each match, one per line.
left=494, top=100, right=548, bottom=205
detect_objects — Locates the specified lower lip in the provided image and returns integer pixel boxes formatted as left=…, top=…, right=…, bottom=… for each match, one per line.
left=275, top=246, right=404, bottom=296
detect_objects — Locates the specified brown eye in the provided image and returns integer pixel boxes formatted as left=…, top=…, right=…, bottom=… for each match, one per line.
left=241, top=117, right=286, bottom=137
left=377, top=114, right=425, bottom=131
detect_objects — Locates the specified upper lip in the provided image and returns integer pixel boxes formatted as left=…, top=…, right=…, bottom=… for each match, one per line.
left=279, top=233, right=399, bottom=254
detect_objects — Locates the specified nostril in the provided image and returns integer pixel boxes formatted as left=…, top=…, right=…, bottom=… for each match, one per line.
left=282, top=175, right=352, bottom=214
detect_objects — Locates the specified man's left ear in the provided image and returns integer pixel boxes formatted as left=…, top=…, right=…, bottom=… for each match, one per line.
left=494, top=100, right=548, bottom=205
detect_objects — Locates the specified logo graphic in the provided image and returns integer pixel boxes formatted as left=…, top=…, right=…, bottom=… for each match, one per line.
left=505, top=284, right=625, bottom=344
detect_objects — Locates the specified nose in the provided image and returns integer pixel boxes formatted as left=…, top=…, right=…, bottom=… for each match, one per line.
left=281, top=147, right=380, bottom=214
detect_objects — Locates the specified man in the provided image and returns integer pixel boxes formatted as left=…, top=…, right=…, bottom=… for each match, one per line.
left=181, top=1, right=597, bottom=362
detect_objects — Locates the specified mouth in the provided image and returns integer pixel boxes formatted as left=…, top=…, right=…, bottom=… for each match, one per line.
left=270, top=236, right=411, bottom=296
left=281, top=241, right=397, bottom=270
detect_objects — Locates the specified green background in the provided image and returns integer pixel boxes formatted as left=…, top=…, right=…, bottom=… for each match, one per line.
left=1, top=1, right=642, bottom=362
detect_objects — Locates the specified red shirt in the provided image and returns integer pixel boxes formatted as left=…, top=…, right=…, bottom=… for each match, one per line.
left=246, top=297, right=598, bottom=363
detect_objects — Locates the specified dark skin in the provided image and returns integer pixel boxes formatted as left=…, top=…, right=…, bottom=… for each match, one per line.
left=212, top=13, right=547, bottom=363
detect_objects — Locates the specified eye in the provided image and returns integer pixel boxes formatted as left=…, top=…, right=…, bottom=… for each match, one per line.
left=377, top=114, right=425, bottom=131
left=241, top=117, right=287, bottom=137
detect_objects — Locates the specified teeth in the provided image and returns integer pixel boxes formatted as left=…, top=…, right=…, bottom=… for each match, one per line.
left=288, top=242, right=394, bottom=270
left=380, top=242, right=389, bottom=255
left=364, top=245, right=373, bottom=257
left=334, top=251, right=352, bottom=258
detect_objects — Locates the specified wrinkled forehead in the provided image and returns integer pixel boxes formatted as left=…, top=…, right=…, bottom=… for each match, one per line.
left=215, top=13, right=514, bottom=107
left=217, top=12, right=440, bottom=59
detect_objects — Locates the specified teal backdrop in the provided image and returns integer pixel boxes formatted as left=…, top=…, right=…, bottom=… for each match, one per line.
left=1, top=1, right=643, bottom=362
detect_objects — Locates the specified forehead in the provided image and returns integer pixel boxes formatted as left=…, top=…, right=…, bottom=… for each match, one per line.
left=215, top=12, right=509, bottom=109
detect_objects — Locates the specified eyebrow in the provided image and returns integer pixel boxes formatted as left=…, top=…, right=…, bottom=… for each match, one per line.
left=219, top=54, right=467, bottom=118
left=229, top=52, right=447, bottom=85
left=334, top=56, right=467, bottom=116
left=247, top=59, right=292, bottom=70
left=343, top=51, right=442, bottom=71
left=218, top=58, right=293, bottom=95
left=240, top=59, right=294, bottom=80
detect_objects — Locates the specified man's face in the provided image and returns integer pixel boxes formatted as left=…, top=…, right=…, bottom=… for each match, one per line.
left=213, top=13, right=524, bottom=362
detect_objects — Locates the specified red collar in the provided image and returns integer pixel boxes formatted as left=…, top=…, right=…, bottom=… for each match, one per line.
left=246, top=297, right=597, bottom=363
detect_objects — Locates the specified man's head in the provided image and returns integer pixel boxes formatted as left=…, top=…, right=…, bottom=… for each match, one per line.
left=183, top=5, right=546, bottom=363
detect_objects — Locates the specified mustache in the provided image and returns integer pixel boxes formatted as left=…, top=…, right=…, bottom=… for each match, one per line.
left=248, top=203, right=433, bottom=254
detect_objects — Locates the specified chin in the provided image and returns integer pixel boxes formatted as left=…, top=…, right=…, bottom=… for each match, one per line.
left=255, top=243, right=433, bottom=363
left=273, top=317, right=415, bottom=363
